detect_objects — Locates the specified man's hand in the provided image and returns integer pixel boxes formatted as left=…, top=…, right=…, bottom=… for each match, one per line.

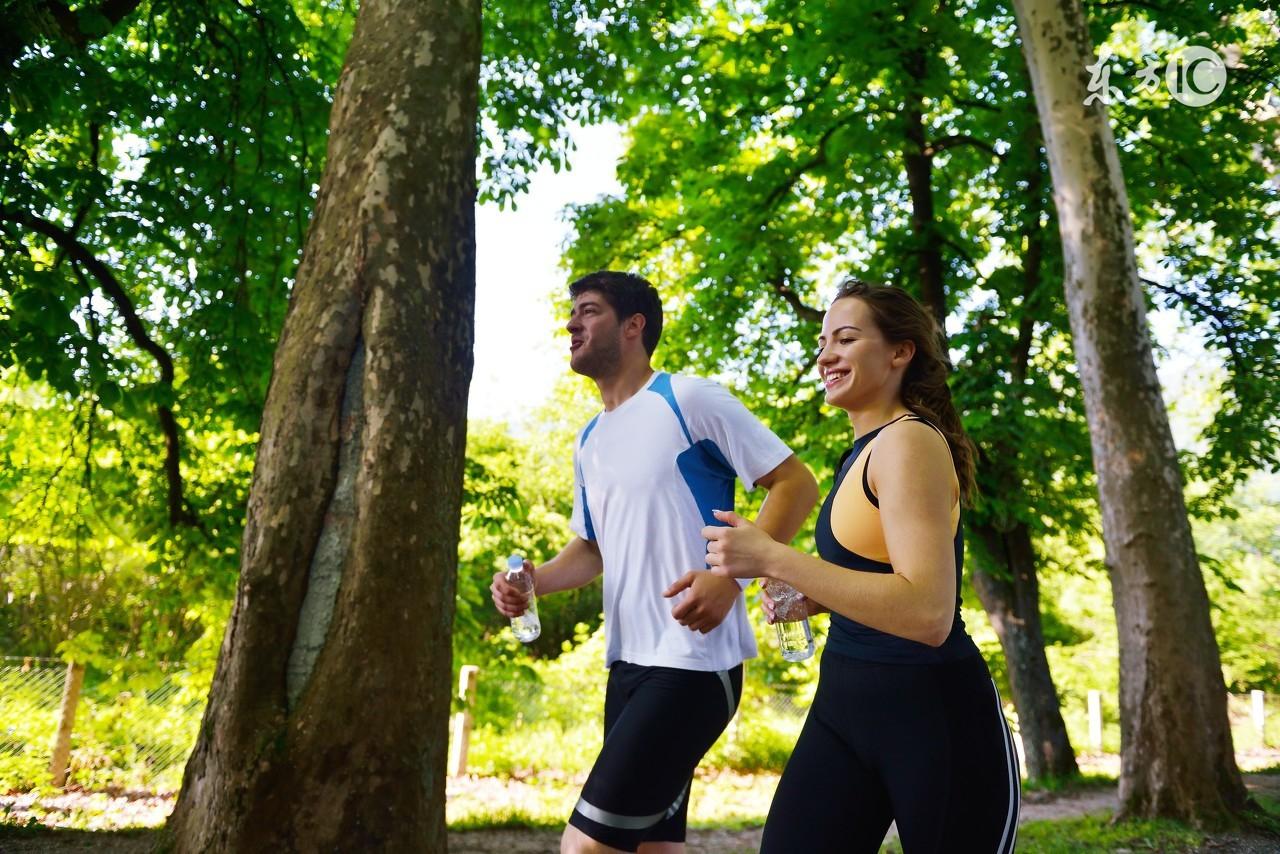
left=663, top=571, right=742, bottom=633
left=490, top=559, right=534, bottom=618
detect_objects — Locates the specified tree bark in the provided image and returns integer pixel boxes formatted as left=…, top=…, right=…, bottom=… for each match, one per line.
left=163, top=0, right=480, bottom=850
left=1010, top=0, right=1246, bottom=824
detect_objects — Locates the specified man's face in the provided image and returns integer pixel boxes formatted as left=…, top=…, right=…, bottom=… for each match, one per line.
left=566, top=291, right=623, bottom=378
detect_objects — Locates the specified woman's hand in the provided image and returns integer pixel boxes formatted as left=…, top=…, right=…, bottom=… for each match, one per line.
left=701, top=509, right=783, bottom=580
left=761, top=583, right=828, bottom=624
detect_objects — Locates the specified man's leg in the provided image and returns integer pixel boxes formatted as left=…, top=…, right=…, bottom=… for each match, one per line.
left=560, top=824, right=687, bottom=854
left=565, top=663, right=741, bottom=853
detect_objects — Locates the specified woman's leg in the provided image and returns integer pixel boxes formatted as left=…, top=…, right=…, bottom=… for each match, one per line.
left=939, top=658, right=1021, bottom=852
left=761, top=660, right=893, bottom=853
left=875, top=656, right=1020, bottom=853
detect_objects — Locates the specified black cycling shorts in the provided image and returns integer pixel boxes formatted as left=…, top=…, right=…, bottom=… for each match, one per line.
left=568, top=660, right=743, bottom=852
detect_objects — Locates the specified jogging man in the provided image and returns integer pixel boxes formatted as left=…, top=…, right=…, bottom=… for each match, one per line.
left=492, top=271, right=818, bottom=854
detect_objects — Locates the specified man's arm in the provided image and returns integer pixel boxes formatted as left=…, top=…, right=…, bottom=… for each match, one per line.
left=665, top=453, right=819, bottom=632
left=752, top=453, right=819, bottom=544
left=491, top=536, right=603, bottom=618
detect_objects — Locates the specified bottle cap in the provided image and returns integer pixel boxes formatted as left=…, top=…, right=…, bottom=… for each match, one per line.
left=507, top=554, right=524, bottom=571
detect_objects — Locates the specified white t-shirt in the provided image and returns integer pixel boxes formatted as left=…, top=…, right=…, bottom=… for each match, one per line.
left=569, top=372, right=794, bottom=672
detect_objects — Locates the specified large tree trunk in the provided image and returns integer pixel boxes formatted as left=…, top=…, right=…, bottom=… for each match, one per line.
left=1010, top=0, right=1246, bottom=824
left=900, top=42, right=1078, bottom=780
left=970, top=522, right=1078, bottom=780
left=163, top=0, right=481, bottom=850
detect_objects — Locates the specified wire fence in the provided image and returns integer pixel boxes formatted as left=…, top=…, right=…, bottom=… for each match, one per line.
left=0, top=657, right=205, bottom=793
left=3, top=653, right=1273, bottom=792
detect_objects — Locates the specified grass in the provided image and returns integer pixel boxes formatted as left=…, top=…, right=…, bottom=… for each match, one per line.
left=1021, top=772, right=1117, bottom=794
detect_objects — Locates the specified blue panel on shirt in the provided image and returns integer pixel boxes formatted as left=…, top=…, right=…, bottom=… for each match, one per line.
left=648, top=372, right=694, bottom=445
left=578, top=413, right=601, bottom=541
left=676, top=440, right=736, bottom=527
left=646, top=373, right=736, bottom=529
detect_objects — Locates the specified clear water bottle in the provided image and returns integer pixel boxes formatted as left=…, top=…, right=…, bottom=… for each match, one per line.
left=506, top=554, right=540, bottom=643
left=767, top=580, right=814, bottom=662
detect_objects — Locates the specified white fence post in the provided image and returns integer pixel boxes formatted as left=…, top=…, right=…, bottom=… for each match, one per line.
left=1252, top=689, right=1266, bottom=746
left=1087, top=689, right=1103, bottom=752
left=448, top=665, right=480, bottom=777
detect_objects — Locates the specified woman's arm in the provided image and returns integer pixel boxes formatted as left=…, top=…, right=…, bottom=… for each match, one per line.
left=705, top=423, right=957, bottom=646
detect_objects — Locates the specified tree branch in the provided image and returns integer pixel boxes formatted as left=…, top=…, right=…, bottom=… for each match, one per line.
left=3, top=207, right=198, bottom=527
left=42, top=0, right=145, bottom=48
left=760, top=115, right=855, bottom=211
left=1140, top=276, right=1248, bottom=381
left=767, top=274, right=823, bottom=325
left=925, top=133, right=1002, bottom=160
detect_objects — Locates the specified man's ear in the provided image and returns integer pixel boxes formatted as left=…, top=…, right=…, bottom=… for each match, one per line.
left=623, top=313, right=646, bottom=341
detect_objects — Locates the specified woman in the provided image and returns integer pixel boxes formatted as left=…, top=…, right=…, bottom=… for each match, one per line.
left=703, top=279, right=1019, bottom=852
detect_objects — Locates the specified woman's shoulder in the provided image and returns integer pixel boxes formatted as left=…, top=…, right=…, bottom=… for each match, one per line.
left=871, top=415, right=955, bottom=474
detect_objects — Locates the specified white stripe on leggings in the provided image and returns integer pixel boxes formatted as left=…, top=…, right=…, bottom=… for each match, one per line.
left=990, top=679, right=1020, bottom=854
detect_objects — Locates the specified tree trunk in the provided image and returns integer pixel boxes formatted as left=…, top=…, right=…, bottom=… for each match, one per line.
left=1010, top=0, right=1246, bottom=824
left=900, top=46, right=1078, bottom=781
left=970, top=522, right=1078, bottom=780
left=901, top=43, right=947, bottom=327
left=163, top=0, right=480, bottom=850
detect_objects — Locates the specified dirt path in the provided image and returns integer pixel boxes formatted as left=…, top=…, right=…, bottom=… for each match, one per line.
left=2, top=773, right=1277, bottom=852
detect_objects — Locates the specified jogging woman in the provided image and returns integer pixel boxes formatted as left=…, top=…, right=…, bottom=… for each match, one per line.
left=702, top=279, right=1020, bottom=852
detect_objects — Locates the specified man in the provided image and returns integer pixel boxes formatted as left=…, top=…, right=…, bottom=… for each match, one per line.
left=492, top=271, right=817, bottom=854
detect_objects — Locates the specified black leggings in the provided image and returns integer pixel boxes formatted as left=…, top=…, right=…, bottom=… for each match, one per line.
left=761, top=652, right=1019, bottom=853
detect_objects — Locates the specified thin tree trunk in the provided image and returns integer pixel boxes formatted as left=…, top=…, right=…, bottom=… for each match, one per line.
left=1010, top=0, right=1246, bottom=824
left=902, top=44, right=947, bottom=326
left=971, top=522, right=1078, bottom=780
left=900, top=39, right=1078, bottom=780
left=163, top=0, right=480, bottom=850
left=970, top=111, right=1079, bottom=781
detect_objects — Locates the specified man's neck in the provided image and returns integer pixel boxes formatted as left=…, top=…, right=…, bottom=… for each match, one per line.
left=595, top=361, right=655, bottom=411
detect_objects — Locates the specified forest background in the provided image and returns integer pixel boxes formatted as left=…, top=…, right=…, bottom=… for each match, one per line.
left=1, top=0, right=1279, bottom=842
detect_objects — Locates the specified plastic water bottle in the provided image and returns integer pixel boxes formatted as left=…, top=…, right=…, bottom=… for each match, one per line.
left=767, top=580, right=814, bottom=662
left=506, top=554, right=540, bottom=643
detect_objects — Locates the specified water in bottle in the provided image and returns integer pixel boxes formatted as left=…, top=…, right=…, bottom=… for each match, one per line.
left=767, top=580, right=814, bottom=662
left=506, top=554, right=540, bottom=642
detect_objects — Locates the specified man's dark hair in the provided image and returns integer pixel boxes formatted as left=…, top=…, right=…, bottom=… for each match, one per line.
left=569, top=271, right=664, bottom=355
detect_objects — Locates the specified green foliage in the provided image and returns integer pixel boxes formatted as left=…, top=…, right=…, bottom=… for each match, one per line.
left=1, top=0, right=349, bottom=670
left=0, top=370, right=237, bottom=664
left=455, top=384, right=605, bottom=665
left=1196, top=475, right=1280, bottom=693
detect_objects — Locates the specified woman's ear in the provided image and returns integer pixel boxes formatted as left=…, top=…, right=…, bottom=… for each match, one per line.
left=892, top=339, right=916, bottom=368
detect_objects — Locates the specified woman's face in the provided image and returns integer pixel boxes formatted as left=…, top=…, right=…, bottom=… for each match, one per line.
left=816, top=297, right=905, bottom=411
